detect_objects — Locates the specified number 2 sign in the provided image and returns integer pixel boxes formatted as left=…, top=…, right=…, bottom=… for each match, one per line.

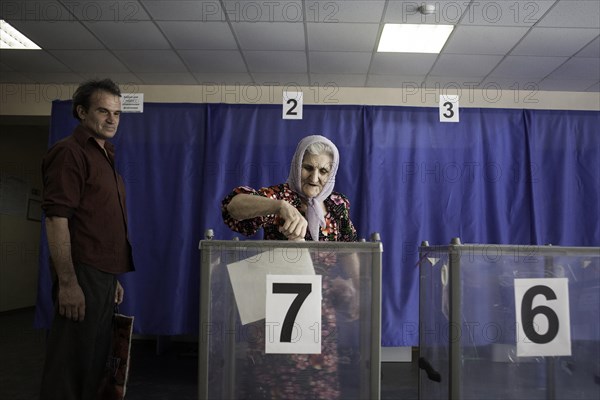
left=265, top=275, right=322, bottom=354
left=283, top=91, right=303, bottom=120
left=514, top=278, right=571, bottom=357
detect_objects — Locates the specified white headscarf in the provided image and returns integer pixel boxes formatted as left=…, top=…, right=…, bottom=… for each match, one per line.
left=286, top=135, right=340, bottom=241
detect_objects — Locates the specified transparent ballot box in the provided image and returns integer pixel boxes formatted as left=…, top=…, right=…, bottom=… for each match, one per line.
left=419, top=241, right=600, bottom=400
left=199, top=240, right=382, bottom=400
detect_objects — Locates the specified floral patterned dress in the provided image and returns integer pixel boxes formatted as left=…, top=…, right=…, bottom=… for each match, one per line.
left=221, top=183, right=358, bottom=399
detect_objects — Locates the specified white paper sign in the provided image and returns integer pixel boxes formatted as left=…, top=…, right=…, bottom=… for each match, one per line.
left=121, top=93, right=144, bottom=113
left=283, top=91, right=303, bottom=120
left=265, top=274, right=322, bottom=354
left=439, top=94, right=459, bottom=122
left=514, top=278, right=571, bottom=357
left=226, top=248, right=314, bottom=325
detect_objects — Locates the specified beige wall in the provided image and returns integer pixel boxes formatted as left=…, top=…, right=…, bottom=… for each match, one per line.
left=1, top=83, right=599, bottom=116
left=0, top=122, right=48, bottom=311
left=0, top=83, right=597, bottom=312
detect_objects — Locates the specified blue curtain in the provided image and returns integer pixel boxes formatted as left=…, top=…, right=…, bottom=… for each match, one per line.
left=35, top=102, right=599, bottom=346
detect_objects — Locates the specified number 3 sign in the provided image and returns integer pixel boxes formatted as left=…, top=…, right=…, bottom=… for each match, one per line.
left=265, top=275, right=322, bottom=354
left=439, top=94, right=459, bottom=122
left=514, top=278, right=571, bottom=357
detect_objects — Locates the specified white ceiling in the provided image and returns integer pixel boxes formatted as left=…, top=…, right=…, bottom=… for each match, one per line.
left=0, top=0, right=598, bottom=92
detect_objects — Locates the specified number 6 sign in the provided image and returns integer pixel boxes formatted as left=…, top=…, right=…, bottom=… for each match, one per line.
left=265, top=275, right=322, bottom=354
left=514, top=278, right=571, bottom=357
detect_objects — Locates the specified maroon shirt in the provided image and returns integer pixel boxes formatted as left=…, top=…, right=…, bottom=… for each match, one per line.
left=42, top=124, right=134, bottom=274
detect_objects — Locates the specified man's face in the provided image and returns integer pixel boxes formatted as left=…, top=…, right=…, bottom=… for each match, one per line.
left=77, top=90, right=121, bottom=141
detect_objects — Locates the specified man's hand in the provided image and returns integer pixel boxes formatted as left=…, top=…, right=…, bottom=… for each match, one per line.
left=58, top=281, right=86, bottom=322
left=115, top=280, right=124, bottom=305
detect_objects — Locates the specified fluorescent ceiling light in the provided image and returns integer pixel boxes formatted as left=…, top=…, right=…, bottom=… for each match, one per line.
left=0, top=20, right=41, bottom=49
left=377, top=24, right=453, bottom=53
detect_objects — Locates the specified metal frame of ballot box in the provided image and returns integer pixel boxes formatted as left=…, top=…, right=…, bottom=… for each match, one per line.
left=418, top=238, right=600, bottom=400
left=199, top=236, right=383, bottom=400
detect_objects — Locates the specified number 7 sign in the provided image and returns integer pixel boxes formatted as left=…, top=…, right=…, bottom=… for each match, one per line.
left=265, top=275, right=322, bottom=354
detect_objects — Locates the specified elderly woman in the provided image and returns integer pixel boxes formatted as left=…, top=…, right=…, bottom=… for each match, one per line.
left=223, top=135, right=356, bottom=242
left=221, top=135, right=358, bottom=399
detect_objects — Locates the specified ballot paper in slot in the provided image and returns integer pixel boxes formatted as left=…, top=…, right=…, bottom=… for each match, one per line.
left=226, top=248, right=315, bottom=325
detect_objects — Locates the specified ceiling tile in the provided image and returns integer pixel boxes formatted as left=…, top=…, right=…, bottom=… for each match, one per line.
left=0, top=0, right=597, bottom=91
left=0, top=0, right=74, bottom=21
left=423, top=77, right=483, bottom=89
left=192, top=73, right=254, bottom=86
left=141, top=0, right=225, bottom=21
left=7, top=21, right=105, bottom=49
left=306, top=1, right=385, bottom=23
left=307, top=23, right=379, bottom=51
left=21, top=72, right=84, bottom=84
left=244, top=51, right=306, bottom=73
left=158, top=21, right=238, bottom=50
left=0, top=70, right=35, bottom=83
left=537, top=78, right=600, bottom=91
left=77, top=73, right=144, bottom=86
left=430, top=54, right=503, bottom=78
left=576, top=36, right=600, bottom=57
left=538, top=0, right=600, bottom=28
left=478, top=78, right=542, bottom=92
left=511, top=27, right=599, bottom=57
left=68, top=1, right=150, bottom=21
left=222, top=0, right=304, bottom=22
left=136, top=73, right=198, bottom=85
left=48, top=50, right=130, bottom=72
left=0, top=50, right=70, bottom=72
left=585, top=82, right=600, bottom=92
left=488, top=56, right=570, bottom=79
left=232, top=22, right=305, bottom=51
left=310, top=52, right=372, bottom=74
left=384, top=0, right=468, bottom=25
left=178, top=50, right=247, bottom=73
left=84, top=21, right=171, bottom=50
left=113, top=50, right=189, bottom=73
left=460, top=0, right=555, bottom=27
left=366, top=74, right=427, bottom=88
left=370, top=53, right=437, bottom=75
left=310, top=73, right=367, bottom=87
left=547, top=57, right=600, bottom=81
left=252, top=73, right=309, bottom=86
left=444, top=26, right=528, bottom=55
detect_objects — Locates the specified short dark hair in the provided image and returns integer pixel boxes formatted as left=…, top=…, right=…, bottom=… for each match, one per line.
left=72, top=78, right=121, bottom=121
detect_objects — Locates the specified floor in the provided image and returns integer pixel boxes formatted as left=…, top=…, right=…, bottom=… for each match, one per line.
left=0, top=307, right=418, bottom=400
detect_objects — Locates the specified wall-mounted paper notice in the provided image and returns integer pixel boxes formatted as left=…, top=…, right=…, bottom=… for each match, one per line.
left=227, top=248, right=315, bottom=325
left=121, top=93, right=144, bottom=113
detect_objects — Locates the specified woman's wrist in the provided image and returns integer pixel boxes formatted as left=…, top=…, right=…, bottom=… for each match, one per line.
left=276, top=199, right=288, bottom=215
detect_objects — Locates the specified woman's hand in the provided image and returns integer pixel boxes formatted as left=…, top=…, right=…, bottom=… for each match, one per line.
left=331, top=277, right=359, bottom=321
left=277, top=200, right=308, bottom=240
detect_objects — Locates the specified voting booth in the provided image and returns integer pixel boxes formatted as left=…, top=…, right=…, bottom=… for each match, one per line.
left=418, top=239, right=600, bottom=400
left=199, top=238, right=382, bottom=399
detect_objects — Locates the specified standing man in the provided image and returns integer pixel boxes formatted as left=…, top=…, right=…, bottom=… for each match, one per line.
left=40, top=79, right=135, bottom=400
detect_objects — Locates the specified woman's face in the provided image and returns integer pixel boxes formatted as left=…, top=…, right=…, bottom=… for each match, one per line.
left=301, top=152, right=333, bottom=198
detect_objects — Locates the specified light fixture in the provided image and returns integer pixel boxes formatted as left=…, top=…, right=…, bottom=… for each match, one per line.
left=0, top=20, right=41, bottom=49
left=377, top=24, right=453, bottom=53
left=418, top=4, right=436, bottom=15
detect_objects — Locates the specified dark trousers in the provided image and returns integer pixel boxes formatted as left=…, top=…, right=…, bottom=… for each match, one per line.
left=40, top=265, right=116, bottom=400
